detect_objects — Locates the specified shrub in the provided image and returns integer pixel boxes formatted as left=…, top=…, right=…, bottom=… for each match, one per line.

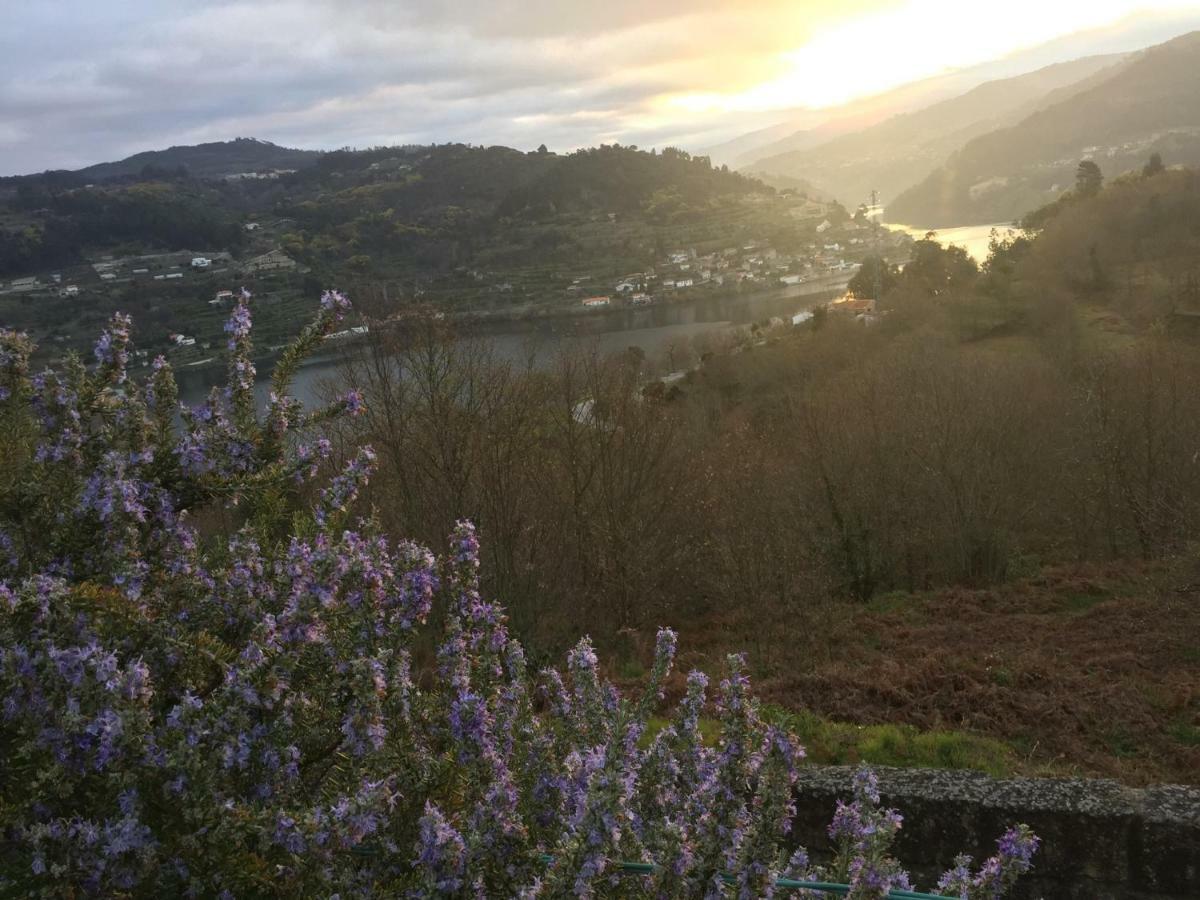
left=0, top=293, right=1037, bottom=897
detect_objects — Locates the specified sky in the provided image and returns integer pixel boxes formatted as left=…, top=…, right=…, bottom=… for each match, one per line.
left=4, top=0, right=1200, bottom=175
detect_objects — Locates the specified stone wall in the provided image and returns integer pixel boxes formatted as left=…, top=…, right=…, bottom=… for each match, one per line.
left=791, top=766, right=1200, bottom=899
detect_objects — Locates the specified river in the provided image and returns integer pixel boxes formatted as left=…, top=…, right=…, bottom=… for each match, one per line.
left=886, top=221, right=1018, bottom=263
left=175, top=278, right=847, bottom=409
left=174, top=219, right=1010, bottom=412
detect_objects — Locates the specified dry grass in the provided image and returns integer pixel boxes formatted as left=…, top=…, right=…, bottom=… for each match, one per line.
left=668, top=558, right=1200, bottom=786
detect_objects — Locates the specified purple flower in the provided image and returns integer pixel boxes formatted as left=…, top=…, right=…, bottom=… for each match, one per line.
left=342, top=389, right=365, bottom=417
left=320, top=289, right=352, bottom=320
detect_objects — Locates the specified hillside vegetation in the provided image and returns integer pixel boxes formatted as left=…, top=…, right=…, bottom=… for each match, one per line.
left=328, top=165, right=1200, bottom=785
left=4, top=137, right=322, bottom=184
left=0, top=141, right=854, bottom=374
left=0, top=142, right=777, bottom=280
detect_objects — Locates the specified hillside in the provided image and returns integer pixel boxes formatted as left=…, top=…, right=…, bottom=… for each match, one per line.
left=0, top=141, right=862, bottom=367
left=78, top=137, right=321, bottom=181
left=707, top=12, right=1200, bottom=173
left=663, top=167, right=1200, bottom=785
left=3, top=138, right=322, bottom=185
left=0, top=142, right=777, bottom=278
left=746, top=53, right=1126, bottom=210
left=705, top=70, right=994, bottom=171
left=888, top=31, right=1200, bottom=226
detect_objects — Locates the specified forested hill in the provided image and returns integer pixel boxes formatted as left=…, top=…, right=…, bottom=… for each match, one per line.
left=887, top=30, right=1200, bottom=226
left=3, top=138, right=322, bottom=186
left=0, top=142, right=779, bottom=279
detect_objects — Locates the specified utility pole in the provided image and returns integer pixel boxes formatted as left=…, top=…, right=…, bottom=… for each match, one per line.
left=871, top=190, right=882, bottom=303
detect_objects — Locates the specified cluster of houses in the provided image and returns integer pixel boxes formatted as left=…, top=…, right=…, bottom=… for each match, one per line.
left=2, top=275, right=50, bottom=295
left=2, top=246, right=305, bottom=304
left=566, top=220, right=892, bottom=311
left=222, top=169, right=297, bottom=181
left=2, top=274, right=85, bottom=298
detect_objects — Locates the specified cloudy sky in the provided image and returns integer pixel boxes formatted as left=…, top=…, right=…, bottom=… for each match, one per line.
left=4, top=0, right=1200, bottom=175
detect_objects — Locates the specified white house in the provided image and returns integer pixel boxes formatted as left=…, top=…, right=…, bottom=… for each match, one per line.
left=581, top=296, right=611, bottom=308
left=190, top=257, right=211, bottom=270
left=241, top=249, right=297, bottom=274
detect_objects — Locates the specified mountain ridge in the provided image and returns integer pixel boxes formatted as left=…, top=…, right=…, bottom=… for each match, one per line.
left=2, top=138, right=322, bottom=183
left=887, top=29, right=1200, bottom=226
left=743, top=53, right=1128, bottom=210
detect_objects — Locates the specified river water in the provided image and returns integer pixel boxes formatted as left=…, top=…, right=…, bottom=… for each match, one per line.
left=886, top=221, right=1017, bottom=263
left=175, top=278, right=847, bottom=409
left=174, top=220, right=1008, bottom=411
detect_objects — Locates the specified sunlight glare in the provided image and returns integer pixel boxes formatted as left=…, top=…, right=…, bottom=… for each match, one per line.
left=665, top=0, right=1200, bottom=113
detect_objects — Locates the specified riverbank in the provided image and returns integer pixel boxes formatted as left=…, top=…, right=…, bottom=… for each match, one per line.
left=175, top=278, right=848, bottom=408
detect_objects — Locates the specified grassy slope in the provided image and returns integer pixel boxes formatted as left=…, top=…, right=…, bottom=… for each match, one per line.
left=766, top=558, right=1198, bottom=785
left=655, top=550, right=1198, bottom=785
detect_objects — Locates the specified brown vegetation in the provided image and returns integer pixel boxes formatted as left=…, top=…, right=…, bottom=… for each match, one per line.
left=681, top=559, right=1200, bottom=785
left=325, top=166, right=1200, bottom=782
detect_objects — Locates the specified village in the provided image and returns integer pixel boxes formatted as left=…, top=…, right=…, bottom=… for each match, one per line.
left=0, top=189, right=907, bottom=371
left=0, top=217, right=313, bottom=367
left=565, top=209, right=904, bottom=313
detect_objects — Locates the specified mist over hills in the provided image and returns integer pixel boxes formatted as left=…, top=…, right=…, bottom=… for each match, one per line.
left=888, top=30, right=1200, bottom=226
left=743, top=53, right=1127, bottom=213
left=707, top=11, right=1200, bottom=172
left=702, top=73, right=992, bottom=171
left=710, top=15, right=1200, bottom=229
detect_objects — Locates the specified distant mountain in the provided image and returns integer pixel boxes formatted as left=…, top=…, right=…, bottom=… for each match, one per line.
left=0, top=142, right=778, bottom=278
left=702, top=120, right=820, bottom=170
left=706, top=10, right=1200, bottom=183
left=703, top=74, right=997, bottom=171
left=10, top=138, right=321, bottom=183
left=744, top=54, right=1126, bottom=211
left=887, top=31, right=1200, bottom=227
left=744, top=171, right=832, bottom=202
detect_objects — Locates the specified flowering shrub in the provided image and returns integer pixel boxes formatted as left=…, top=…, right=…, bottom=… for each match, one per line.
left=0, top=293, right=1038, bottom=897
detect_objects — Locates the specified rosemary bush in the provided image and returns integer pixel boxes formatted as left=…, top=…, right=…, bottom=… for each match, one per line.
left=0, top=293, right=1037, bottom=897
